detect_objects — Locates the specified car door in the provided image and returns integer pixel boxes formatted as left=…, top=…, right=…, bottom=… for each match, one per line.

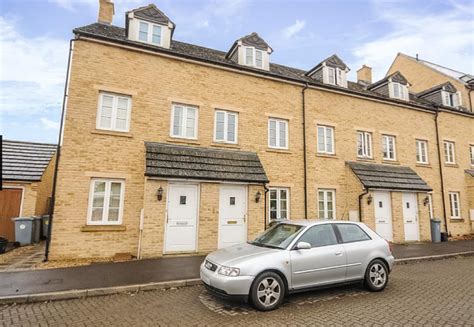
left=336, top=223, right=372, bottom=281
left=290, top=224, right=346, bottom=290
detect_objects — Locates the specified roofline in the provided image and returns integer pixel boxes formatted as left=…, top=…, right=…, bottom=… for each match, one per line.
left=73, top=32, right=473, bottom=118
left=145, top=174, right=269, bottom=184
left=2, top=178, right=42, bottom=183
left=3, top=139, right=57, bottom=147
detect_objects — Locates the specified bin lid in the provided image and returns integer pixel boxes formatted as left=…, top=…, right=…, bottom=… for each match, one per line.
left=430, top=218, right=441, bottom=222
left=11, top=217, right=35, bottom=221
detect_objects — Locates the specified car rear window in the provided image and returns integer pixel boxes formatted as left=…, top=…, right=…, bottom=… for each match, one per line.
left=337, top=224, right=371, bottom=243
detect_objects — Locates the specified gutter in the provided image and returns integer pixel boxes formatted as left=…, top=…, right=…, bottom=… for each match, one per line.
left=302, top=83, right=309, bottom=219
left=44, top=39, right=75, bottom=262
left=434, top=108, right=449, bottom=235
left=358, top=188, right=369, bottom=222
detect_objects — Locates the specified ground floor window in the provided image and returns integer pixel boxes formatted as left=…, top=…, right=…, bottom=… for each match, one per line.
left=448, top=192, right=460, bottom=219
left=318, top=189, right=335, bottom=219
left=269, top=188, right=289, bottom=220
left=87, top=179, right=125, bottom=225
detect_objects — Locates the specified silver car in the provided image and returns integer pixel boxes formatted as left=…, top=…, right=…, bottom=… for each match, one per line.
left=200, top=220, right=394, bottom=311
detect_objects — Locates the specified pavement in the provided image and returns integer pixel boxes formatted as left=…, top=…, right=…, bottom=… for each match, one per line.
left=0, top=240, right=472, bottom=302
left=1, top=256, right=473, bottom=326
left=0, top=242, right=45, bottom=272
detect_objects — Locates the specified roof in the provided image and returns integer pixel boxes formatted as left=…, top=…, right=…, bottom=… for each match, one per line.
left=2, top=140, right=56, bottom=182
left=305, top=54, right=348, bottom=76
left=347, top=161, right=432, bottom=192
left=127, top=4, right=174, bottom=26
left=417, top=81, right=457, bottom=97
left=368, top=71, right=408, bottom=90
left=238, top=32, right=272, bottom=51
left=72, top=24, right=474, bottom=115
left=145, top=142, right=269, bottom=183
left=465, top=169, right=474, bottom=177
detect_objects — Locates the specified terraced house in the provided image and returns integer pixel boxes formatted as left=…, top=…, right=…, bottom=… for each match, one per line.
left=48, top=1, right=474, bottom=260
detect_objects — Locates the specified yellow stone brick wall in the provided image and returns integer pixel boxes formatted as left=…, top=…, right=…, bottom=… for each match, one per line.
left=388, top=54, right=473, bottom=111
left=50, top=39, right=473, bottom=259
left=35, top=154, right=56, bottom=216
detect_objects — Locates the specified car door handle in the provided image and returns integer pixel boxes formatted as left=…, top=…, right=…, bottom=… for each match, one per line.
left=335, top=251, right=343, bottom=256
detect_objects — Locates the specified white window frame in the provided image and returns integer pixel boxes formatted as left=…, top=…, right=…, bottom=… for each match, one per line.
left=470, top=145, right=474, bottom=166
left=318, top=189, right=336, bottom=220
left=317, top=125, right=335, bottom=154
left=268, top=118, right=289, bottom=149
left=390, top=82, right=408, bottom=100
left=170, top=104, right=198, bottom=140
left=416, top=139, right=429, bottom=164
left=96, top=92, right=132, bottom=132
left=448, top=192, right=461, bottom=219
left=327, top=67, right=336, bottom=85
left=269, top=187, right=290, bottom=220
left=214, top=110, right=238, bottom=144
left=244, top=47, right=264, bottom=68
left=87, top=179, right=125, bottom=225
left=357, top=131, right=372, bottom=158
left=382, top=135, right=396, bottom=161
left=137, top=20, right=163, bottom=46
left=443, top=141, right=456, bottom=164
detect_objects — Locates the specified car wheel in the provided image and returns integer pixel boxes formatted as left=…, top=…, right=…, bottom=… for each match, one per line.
left=364, top=259, right=389, bottom=292
left=250, top=271, right=285, bottom=311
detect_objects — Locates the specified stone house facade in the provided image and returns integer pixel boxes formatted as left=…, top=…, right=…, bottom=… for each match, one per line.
left=49, top=2, right=473, bottom=259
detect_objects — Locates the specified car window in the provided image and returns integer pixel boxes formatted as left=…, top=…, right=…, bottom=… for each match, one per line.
left=297, top=224, right=338, bottom=248
left=251, top=223, right=304, bottom=249
left=337, top=224, right=371, bottom=243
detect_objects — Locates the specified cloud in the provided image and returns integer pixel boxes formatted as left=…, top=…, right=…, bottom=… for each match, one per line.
left=350, top=0, right=474, bottom=81
left=41, top=117, right=60, bottom=130
left=282, top=20, right=306, bottom=39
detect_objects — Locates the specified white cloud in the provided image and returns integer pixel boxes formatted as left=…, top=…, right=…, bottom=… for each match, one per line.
left=41, top=117, right=60, bottom=130
left=350, top=1, right=474, bottom=81
left=282, top=20, right=306, bottom=39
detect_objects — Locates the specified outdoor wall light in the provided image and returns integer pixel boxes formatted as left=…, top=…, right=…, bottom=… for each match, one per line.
left=255, top=191, right=262, bottom=203
left=423, top=196, right=430, bottom=206
left=157, top=186, right=163, bottom=201
left=367, top=194, right=373, bottom=205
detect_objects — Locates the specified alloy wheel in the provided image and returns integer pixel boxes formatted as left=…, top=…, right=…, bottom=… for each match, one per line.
left=369, top=263, right=387, bottom=287
left=257, top=277, right=281, bottom=307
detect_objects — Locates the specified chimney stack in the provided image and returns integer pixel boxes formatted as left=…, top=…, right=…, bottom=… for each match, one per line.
left=98, top=0, right=114, bottom=25
left=357, top=65, right=372, bottom=85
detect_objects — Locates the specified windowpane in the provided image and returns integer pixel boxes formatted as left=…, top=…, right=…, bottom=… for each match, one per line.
left=227, top=113, right=236, bottom=142
left=269, top=188, right=289, bottom=220
left=337, top=224, right=371, bottom=243
left=139, top=22, right=148, bottom=42
left=186, top=109, right=196, bottom=138
left=269, top=120, right=277, bottom=147
left=299, top=224, right=338, bottom=248
left=246, top=48, right=253, bottom=65
left=173, top=106, right=183, bottom=136
left=98, top=94, right=131, bottom=132
left=89, top=180, right=124, bottom=225
left=279, top=121, right=287, bottom=148
left=255, top=50, right=263, bottom=67
left=215, top=112, right=225, bottom=140
left=152, top=25, right=161, bottom=44
left=327, top=67, right=335, bottom=84
left=318, top=189, right=335, bottom=219
left=91, top=208, right=103, bottom=221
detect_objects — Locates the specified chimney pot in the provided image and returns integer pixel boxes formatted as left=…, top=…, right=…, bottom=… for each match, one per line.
left=357, top=65, right=372, bottom=85
left=98, top=0, right=114, bottom=25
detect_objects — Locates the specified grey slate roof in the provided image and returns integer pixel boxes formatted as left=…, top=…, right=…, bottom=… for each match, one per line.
left=465, top=169, right=474, bottom=177
left=306, top=54, right=348, bottom=76
left=368, top=71, right=408, bottom=90
left=128, top=4, right=174, bottom=26
left=417, top=81, right=457, bottom=97
left=145, top=142, right=269, bottom=183
left=347, top=161, right=432, bottom=191
left=2, top=140, right=56, bottom=182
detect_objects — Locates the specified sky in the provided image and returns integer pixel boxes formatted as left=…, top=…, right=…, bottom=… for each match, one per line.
left=1, top=0, right=473, bottom=144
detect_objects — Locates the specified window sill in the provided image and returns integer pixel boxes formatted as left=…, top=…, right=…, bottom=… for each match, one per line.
left=416, top=163, right=431, bottom=168
left=91, top=129, right=133, bottom=138
left=211, top=142, right=240, bottom=149
left=266, top=148, right=292, bottom=154
left=81, top=225, right=127, bottom=232
left=166, top=138, right=200, bottom=146
left=316, top=153, right=338, bottom=159
left=449, top=218, right=464, bottom=223
left=382, top=160, right=400, bottom=165
left=356, top=157, right=374, bottom=162
left=444, top=163, right=459, bottom=168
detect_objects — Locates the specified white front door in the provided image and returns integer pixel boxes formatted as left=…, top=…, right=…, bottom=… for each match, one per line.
left=374, top=191, right=393, bottom=241
left=165, top=184, right=199, bottom=253
left=218, top=185, right=247, bottom=249
left=402, top=193, right=420, bottom=241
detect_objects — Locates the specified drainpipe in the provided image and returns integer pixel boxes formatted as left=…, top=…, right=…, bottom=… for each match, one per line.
left=44, top=39, right=74, bottom=262
left=434, top=108, right=449, bottom=234
left=263, top=184, right=269, bottom=230
left=358, top=188, right=369, bottom=222
left=302, top=83, right=309, bottom=219
left=468, top=88, right=473, bottom=112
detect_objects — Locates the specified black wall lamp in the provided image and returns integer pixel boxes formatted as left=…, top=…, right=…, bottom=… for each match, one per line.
left=157, top=186, right=163, bottom=201
left=423, top=195, right=430, bottom=206
left=255, top=191, right=262, bottom=203
left=367, top=194, right=373, bottom=205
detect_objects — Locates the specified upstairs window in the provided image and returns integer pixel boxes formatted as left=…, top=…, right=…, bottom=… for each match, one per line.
left=137, top=21, right=162, bottom=46
left=443, top=141, right=456, bottom=164
left=97, top=93, right=132, bottom=132
left=391, top=82, right=408, bottom=100
left=327, top=67, right=336, bottom=85
left=317, top=125, right=335, bottom=154
left=416, top=139, right=429, bottom=164
left=323, top=67, right=347, bottom=87
left=357, top=131, right=372, bottom=158
left=244, top=47, right=264, bottom=68
left=214, top=110, right=238, bottom=144
left=443, top=91, right=461, bottom=107
left=382, top=135, right=396, bottom=161
left=171, top=104, right=198, bottom=139
left=268, top=118, right=288, bottom=149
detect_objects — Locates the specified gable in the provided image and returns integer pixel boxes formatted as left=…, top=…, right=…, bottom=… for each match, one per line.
left=130, top=4, right=173, bottom=26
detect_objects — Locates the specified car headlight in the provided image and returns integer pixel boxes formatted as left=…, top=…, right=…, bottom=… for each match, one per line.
left=217, top=265, right=240, bottom=277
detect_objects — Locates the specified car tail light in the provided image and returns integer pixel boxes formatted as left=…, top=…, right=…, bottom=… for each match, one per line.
left=386, top=240, right=393, bottom=253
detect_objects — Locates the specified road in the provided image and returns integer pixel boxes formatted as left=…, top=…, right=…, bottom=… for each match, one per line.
left=1, top=256, right=473, bottom=326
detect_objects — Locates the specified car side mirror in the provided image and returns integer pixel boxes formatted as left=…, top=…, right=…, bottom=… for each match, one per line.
left=296, top=241, right=311, bottom=250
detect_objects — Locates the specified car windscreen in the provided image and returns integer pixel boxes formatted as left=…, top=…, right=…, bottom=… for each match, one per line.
left=250, top=223, right=304, bottom=249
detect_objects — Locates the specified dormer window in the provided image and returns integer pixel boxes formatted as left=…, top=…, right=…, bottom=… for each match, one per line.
left=323, top=66, right=347, bottom=87
left=138, top=21, right=162, bottom=45
left=245, top=47, right=264, bottom=68
left=327, top=67, right=336, bottom=85
left=389, top=82, right=409, bottom=100
left=442, top=91, right=461, bottom=107
left=226, top=32, right=272, bottom=71
left=368, top=72, right=409, bottom=101
left=306, top=55, right=349, bottom=88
